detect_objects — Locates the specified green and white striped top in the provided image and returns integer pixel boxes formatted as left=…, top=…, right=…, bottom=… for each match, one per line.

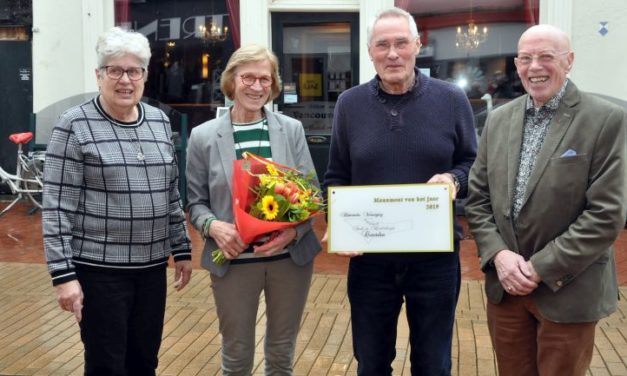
left=232, top=118, right=272, bottom=160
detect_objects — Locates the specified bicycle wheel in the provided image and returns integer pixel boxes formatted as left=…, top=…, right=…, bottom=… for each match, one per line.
left=23, top=184, right=42, bottom=209
left=21, top=154, right=44, bottom=209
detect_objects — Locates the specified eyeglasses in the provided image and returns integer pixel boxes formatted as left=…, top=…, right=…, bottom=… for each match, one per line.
left=101, top=65, right=146, bottom=81
left=515, top=51, right=569, bottom=66
left=240, top=74, right=273, bottom=88
left=371, top=38, right=415, bottom=53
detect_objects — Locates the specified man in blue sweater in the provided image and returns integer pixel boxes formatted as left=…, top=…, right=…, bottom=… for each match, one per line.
left=324, top=7, right=477, bottom=376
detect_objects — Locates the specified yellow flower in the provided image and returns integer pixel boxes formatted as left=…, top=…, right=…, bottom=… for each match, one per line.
left=261, top=195, right=279, bottom=220
left=266, top=164, right=279, bottom=176
left=298, top=191, right=310, bottom=204
left=259, top=175, right=272, bottom=186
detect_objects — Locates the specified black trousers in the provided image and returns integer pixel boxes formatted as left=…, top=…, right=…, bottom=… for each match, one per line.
left=348, top=250, right=460, bottom=376
left=76, top=265, right=167, bottom=376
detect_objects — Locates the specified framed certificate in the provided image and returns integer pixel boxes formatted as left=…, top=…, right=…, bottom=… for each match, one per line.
left=327, top=184, right=454, bottom=253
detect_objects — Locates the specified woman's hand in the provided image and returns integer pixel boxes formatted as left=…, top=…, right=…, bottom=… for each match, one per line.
left=208, top=220, right=248, bottom=259
left=173, top=260, right=192, bottom=291
left=253, top=228, right=297, bottom=257
left=55, top=280, right=84, bottom=323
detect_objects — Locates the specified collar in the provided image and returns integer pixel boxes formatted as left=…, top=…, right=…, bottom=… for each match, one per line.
left=94, top=96, right=145, bottom=127
left=525, top=79, right=569, bottom=113
left=369, top=67, right=423, bottom=99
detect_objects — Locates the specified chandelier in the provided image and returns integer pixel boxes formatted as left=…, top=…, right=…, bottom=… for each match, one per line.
left=455, top=22, right=488, bottom=49
left=198, top=22, right=229, bottom=43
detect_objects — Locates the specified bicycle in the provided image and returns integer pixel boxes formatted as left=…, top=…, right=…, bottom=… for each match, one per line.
left=0, top=132, right=45, bottom=216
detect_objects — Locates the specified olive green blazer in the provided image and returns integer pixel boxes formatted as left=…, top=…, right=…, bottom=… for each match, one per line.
left=465, top=82, right=627, bottom=322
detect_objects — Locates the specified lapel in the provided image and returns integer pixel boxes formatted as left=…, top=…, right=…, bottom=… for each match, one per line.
left=520, top=82, right=581, bottom=209
left=215, top=112, right=236, bottom=192
left=266, top=110, right=288, bottom=165
left=507, top=98, right=526, bottom=211
left=215, top=108, right=288, bottom=191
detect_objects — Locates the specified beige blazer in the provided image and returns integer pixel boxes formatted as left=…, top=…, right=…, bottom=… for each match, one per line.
left=465, top=82, right=627, bottom=322
left=186, top=109, right=322, bottom=277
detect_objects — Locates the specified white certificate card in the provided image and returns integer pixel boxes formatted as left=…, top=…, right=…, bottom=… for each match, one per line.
left=328, top=184, right=454, bottom=253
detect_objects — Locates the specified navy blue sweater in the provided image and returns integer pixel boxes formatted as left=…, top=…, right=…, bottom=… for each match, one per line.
left=324, top=69, right=477, bottom=258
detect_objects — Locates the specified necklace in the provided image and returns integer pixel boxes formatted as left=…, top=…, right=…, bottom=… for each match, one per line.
left=233, top=118, right=267, bottom=158
left=119, top=126, right=146, bottom=161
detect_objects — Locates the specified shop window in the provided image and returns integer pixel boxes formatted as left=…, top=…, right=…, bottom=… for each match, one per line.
left=395, top=0, right=538, bottom=135
left=271, top=12, right=360, bottom=182
left=0, top=0, right=32, bottom=41
left=115, top=0, right=238, bottom=127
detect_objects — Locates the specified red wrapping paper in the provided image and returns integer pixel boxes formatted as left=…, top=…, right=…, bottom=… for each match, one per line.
left=231, top=154, right=320, bottom=243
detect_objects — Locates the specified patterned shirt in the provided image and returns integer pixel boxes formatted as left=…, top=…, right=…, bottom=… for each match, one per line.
left=43, top=97, right=191, bottom=286
left=512, top=80, right=569, bottom=220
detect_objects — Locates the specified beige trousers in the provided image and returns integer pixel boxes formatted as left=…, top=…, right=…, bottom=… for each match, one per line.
left=210, top=257, right=313, bottom=376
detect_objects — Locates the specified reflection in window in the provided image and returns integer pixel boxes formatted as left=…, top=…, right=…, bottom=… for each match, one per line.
left=115, top=0, right=237, bottom=127
left=0, top=0, right=32, bottom=41
left=280, top=22, right=352, bottom=136
left=395, top=0, right=538, bottom=134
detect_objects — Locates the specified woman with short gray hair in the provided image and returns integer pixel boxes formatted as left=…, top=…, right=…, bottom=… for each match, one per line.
left=43, top=26, right=192, bottom=375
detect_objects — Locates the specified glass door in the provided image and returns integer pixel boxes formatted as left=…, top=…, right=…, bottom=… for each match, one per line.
left=272, top=12, right=359, bottom=181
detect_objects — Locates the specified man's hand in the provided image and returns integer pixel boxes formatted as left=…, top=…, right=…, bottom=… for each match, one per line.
left=209, top=220, right=247, bottom=259
left=493, top=250, right=538, bottom=296
left=522, top=260, right=542, bottom=283
left=254, top=228, right=296, bottom=257
left=321, top=228, right=362, bottom=257
left=55, top=280, right=83, bottom=323
left=427, top=173, right=458, bottom=200
left=174, top=260, right=192, bottom=291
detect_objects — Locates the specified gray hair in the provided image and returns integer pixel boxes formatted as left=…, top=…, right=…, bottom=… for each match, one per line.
left=366, top=7, right=419, bottom=46
left=96, top=27, right=151, bottom=70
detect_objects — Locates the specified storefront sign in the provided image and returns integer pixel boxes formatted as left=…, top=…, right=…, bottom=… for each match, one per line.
left=299, top=73, right=322, bottom=97
left=284, top=101, right=334, bottom=134
left=121, top=13, right=229, bottom=41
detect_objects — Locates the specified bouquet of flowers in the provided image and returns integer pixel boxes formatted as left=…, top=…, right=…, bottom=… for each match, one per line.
left=212, top=152, right=325, bottom=265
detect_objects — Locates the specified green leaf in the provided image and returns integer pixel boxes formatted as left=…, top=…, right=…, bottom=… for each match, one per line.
left=275, top=194, right=290, bottom=220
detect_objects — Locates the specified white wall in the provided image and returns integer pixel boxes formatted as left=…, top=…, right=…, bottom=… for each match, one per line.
left=570, top=0, right=627, bottom=102
left=540, top=0, right=627, bottom=102
left=32, top=0, right=113, bottom=112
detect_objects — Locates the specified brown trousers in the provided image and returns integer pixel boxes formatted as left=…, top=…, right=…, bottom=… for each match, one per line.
left=487, top=293, right=597, bottom=376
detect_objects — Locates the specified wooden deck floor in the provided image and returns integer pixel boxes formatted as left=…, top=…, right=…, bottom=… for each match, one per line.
left=2, top=262, right=627, bottom=375
left=2, top=202, right=627, bottom=375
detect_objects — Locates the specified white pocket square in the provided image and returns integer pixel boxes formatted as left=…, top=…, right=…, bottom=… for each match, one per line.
left=560, top=149, right=577, bottom=157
